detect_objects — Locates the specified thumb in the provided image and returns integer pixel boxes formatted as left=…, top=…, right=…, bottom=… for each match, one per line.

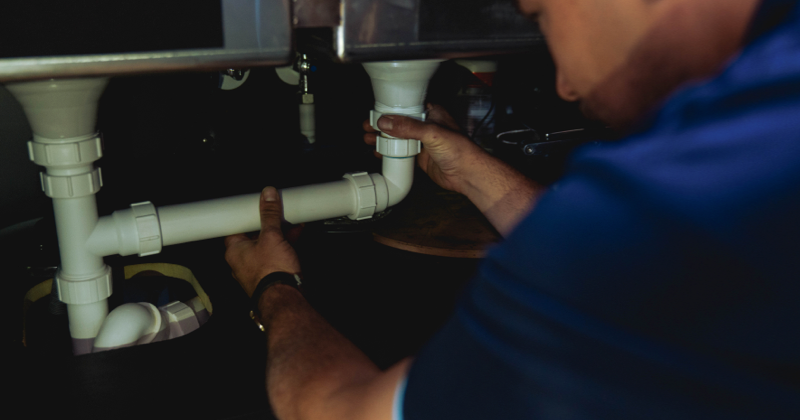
left=378, top=115, right=452, bottom=149
left=259, top=186, right=284, bottom=237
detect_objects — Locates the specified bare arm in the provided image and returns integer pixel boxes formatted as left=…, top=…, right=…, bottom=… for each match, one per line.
left=260, top=285, right=410, bottom=420
left=364, top=104, right=544, bottom=236
left=225, top=187, right=409, bottom=420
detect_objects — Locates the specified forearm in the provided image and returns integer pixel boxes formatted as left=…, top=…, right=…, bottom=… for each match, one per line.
left=458, top=150, right=544, bottom=236
left=259, top=285, right=406, bottom=420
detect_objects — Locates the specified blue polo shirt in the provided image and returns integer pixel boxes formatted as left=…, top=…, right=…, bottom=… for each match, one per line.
left=400, top=1, right=800, bottom=419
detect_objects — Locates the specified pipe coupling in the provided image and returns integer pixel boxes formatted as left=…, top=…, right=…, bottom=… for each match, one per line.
left=376, top=136, right=421, bottom=157
left=56, top=265, right=113, bottom=305
left=28, top=136, right=103, bottom=168
left=369, top=109, right=425, bottom=132
left=370, top=110, right=424, bottom=157
left=130, top=201, right=162, bottom=257
left=40, top=168, right=103, bottom=198
left=343, top=172, right=378, bottom=220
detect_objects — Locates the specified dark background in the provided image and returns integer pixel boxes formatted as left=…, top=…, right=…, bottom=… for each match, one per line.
left=0, top=1, right=224, bottom=58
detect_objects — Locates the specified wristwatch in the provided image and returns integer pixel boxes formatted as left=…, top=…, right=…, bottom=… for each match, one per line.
left=249, top=271, right=303, bottom=332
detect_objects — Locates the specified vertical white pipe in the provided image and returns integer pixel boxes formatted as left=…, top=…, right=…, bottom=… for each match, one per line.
left=52, top=196, right=104, bottom=275
left=7, top=78, right=111, bottom=355
left=68, top=301, right=109, bottom=355
left=300, top=103, right=315, bottom=143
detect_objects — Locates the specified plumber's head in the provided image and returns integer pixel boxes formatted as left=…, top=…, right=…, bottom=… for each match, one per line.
left=516, top=0, right=761, bottom=128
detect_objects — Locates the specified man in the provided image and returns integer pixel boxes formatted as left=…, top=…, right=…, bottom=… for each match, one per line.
left=224, top=0, right=800, bottom=418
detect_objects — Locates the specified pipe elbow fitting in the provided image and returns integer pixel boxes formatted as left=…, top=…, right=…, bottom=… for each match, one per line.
left=92, top=302, right=162, bottom=352
left=382, top=157, right=415, bottom=207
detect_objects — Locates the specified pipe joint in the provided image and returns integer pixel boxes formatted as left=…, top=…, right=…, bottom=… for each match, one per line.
left=27, top=135, right=103, bottom=168
left=39, top=168, right=103, bottom=198
left=369, top=108, right=425, bottom=132
left=376, top=135, right=421, bottom=157
left=88, top=201, right=163, bottom=257
left=129, top=201, right=162, bottom=257
left=382, top=157, right=415, bottom=207
left=56, top=265, right=113, bottom=305
left=343, top=172, right=380, bottom=220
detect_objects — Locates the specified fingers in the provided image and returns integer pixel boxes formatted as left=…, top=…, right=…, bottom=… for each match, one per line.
left=224, top=233, right=250, bottom=248
left=362, top=119, right=378, bottom=133
left=285, top=224, right=305, bottom=245
left=259, top=187, right=284, bottom=237
left=377, top=115, right=453, bottom=149
left=364, top=131, right=378, bottom=146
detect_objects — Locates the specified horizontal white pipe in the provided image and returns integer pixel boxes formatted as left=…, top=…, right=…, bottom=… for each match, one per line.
left=383, top=157, right=415, bottom=207
left=156, top=181, right=360, bottom=245
left=281, top=179, right=358, bottom=224
left=87, top=160, right=416, bottom=254
left=158, top=194, right=263, bottom=247
left=93, top=302, right=161, bottom=351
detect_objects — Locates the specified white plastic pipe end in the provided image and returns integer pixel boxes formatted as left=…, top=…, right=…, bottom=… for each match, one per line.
left=92, top=302, right=161, bottom=351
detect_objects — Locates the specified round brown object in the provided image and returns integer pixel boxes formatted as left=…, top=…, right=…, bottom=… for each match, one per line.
left=372, top=177, right=500, bottom=258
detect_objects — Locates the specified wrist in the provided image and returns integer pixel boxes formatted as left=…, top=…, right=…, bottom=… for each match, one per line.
left=456, top=146, right=499, bottom=199
left=250, top=272, right=303, bottom=331
left=445, top=140, right=484, bottom=195
left=255, top=284, right=305, bottom=330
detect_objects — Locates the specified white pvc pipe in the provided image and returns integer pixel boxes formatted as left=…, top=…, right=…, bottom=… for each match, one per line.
left=52, top=195, right=105, bottom=275
left=383, top=157, right=415, bottom=207
left=68, top=300, right=108, bottom=354
left=88, top=178, right=364, bottom=254
left=87, top=161, right=417, bottom=255
left=363, top=60, right=443, bottom=109
left=157, top=180, right=359, bottom=243
left=281, top=179, right=358, bottom=224
left=158, top=194, right=262, bottom=246
left=86, top=215, right=121, bottom=257
left=52, top=181, right=110, bottom=354
left=8, top=78, right=113, bottom=355
left=300, top=103, right=315, bottom=143
left=93, top=303, right=161, bottom=351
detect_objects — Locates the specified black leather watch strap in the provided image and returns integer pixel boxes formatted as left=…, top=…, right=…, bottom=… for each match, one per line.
left=249, top=272, right=303, bottom=331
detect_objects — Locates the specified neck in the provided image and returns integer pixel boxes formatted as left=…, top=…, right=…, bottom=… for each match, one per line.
left=582, top=0, right=762, bottom=131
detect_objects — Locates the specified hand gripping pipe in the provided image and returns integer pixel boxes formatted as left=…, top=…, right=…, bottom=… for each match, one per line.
left=85, top=60, right=442, bottom=260
left=8, top=60, right=441, bottom=354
